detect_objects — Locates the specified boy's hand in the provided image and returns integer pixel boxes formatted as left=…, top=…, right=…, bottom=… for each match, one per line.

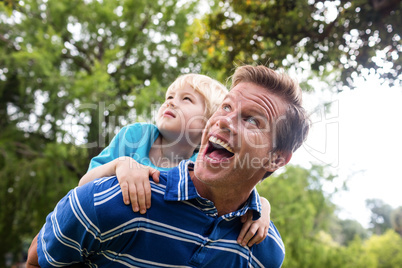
left=237, top=197, right=271, bottom=247
left=115, top=157, right=160, bottom=214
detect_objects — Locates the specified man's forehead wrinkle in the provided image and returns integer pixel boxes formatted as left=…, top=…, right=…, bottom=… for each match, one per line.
left=259, top=92, right=283, bottom=119
left=233, top=87, right=282, bottom=121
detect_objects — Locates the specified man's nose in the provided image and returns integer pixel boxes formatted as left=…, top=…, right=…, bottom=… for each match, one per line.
left=216, top=112, right=238, bottom=135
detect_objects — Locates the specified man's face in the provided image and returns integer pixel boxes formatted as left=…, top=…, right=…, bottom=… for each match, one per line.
left=194, top=82, right=288, bottom=189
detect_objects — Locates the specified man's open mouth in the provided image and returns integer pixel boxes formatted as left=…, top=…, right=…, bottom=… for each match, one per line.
left=205, top=136, right=235, bottom=162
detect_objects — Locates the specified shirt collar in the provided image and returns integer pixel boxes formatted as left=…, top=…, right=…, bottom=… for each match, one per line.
left=222, top=187, right=262, bottom=221
left=164, top=160, right=262, bottom=220
left=165, top=160, right=199, bottom=201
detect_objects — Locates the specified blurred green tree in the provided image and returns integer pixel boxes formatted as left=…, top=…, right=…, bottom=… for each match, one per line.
left=257, top=165, right=337, bottom=267
left=1, top=0, right=401, bottom=265
left=391, top=206, right=402, bottom=236
left=0, top=0, right=198, bottom=263
left=366, top=198, right=393, bottom=235
left=330, top=218, right=369, bottom=245
left=183, top=0, right=401, bottom=90
left=258, top=167, right=402, bottom=267
left=365, top=230, right=402, bottom=267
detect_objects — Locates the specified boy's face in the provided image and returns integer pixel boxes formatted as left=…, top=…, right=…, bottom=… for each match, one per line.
left=156, top=83, right=207, bottom=146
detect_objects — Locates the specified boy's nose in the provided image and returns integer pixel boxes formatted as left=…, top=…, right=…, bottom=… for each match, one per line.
left=167, top=99, right=176, bottom=107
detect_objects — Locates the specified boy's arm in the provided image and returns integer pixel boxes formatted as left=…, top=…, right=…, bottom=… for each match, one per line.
left=113, top=157, right=160, bottom=213
left=78, top=159, right=118, bottom=186
left=85, top=124, right=134, bottom=173
left=237, top=196, right=271, bottom=247
left=80, top=157, right=160, bottom=214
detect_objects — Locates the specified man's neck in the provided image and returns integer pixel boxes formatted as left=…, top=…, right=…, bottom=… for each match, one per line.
left=189, top=171, right=253, bottom=216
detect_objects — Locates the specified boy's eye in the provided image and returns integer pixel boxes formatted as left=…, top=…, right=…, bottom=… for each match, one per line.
left=166, top=96, right=173, bottom=100
left=183, top=97, right=192, bottom=102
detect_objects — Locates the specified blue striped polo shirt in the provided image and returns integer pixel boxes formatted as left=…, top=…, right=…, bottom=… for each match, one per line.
left=37, top=160, right=285, bottom=267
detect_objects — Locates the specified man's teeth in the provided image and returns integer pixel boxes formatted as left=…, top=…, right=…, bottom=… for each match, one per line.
left=209, top=136, right=234, bottom=153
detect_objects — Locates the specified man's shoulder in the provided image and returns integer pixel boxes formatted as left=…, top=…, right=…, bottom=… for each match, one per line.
left=252, top=221, right=285, bottom=267
left=76, top=176, right=136, bottom=230
left=85, top=174, right=169, bottom=210
left=81, top=175, right=172, bottom=231
left=82, top=171, right=170, bottom=201
left=92, top=175, right=119, bottom=186
left=75, top=176, right=120, bottom=208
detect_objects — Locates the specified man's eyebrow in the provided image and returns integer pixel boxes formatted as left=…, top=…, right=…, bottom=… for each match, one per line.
left=223, top=94, right=234, bottom=102
left=250, top=107, right=269, bottom=119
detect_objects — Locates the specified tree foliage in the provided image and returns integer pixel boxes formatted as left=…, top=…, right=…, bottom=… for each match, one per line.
left=0, top=0, right=198, bottom=262
left=259, top=166, right=402, bottom=267
left=257, top=165, right=337, bottom=267
left=365, top=230, right=402, bottom=267
left=1, top=0, right=402, bottom=266
left=330, top=218, right=369, bottom=245
left=366, top=198, right=393, bottom=234
left=183, top=0, right=402, bottom=90
left=391, top=206, right=402, bottom=236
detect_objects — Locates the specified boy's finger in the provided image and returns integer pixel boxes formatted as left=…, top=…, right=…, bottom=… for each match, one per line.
left=149, top=168, right=160, bottom=183
left=136, top=186, right=147, bottom=214
left=120, top=181, right=130, bottom=205
left=240, top=214, right=247, bottom=223
left=241, top=223, right=258, bottom=247
left=129, top=184, right=139, bottom=212
left=237, top=219, right=252, bottom=244
left=240, top=211, right=252, bottom=223
left=144, top=182, right=152, bottom=209
left=248, top=227, right=266, bottom=247
left=255, top=227, right=269, bottom=245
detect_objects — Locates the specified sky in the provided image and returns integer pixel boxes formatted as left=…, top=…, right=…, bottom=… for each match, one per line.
left=291, top=77, right=402, bottom=228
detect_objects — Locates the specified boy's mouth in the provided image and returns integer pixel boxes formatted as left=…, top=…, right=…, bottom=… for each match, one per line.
left=205, top=136, right=235, bottom=162
left=163, top=110, right=176, bottom=118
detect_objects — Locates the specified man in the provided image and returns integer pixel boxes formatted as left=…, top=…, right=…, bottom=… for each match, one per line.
left=27, top=65, right=309, bottom=267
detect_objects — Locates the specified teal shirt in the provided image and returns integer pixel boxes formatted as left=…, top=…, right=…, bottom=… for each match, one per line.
left=88, top=123, right=198, bottom=172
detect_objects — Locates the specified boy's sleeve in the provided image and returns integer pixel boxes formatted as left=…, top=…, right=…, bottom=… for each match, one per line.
left=87, top=123, right=157, bottom=171
left=87, top=125, right=130, bottom=171
left=37, top=183, right=101, bottom=267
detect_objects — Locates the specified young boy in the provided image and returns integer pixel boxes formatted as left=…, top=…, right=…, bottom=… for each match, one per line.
left=79, top=74, right=271, bottom=246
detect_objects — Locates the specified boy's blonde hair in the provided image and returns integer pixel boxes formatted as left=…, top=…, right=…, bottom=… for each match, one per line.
left=166, top=74, right=228, bottom=118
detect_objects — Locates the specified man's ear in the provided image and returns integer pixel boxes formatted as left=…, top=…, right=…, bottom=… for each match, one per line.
left=265, top=151, right=292, bottom=172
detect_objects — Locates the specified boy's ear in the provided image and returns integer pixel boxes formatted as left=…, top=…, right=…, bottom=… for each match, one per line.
left=264, top=151, right=292, bottom=172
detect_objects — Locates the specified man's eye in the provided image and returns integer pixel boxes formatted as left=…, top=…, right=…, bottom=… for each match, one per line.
left=223, top=105, right=231, bottom=112
left=246, top=117, right=258, bottom=126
